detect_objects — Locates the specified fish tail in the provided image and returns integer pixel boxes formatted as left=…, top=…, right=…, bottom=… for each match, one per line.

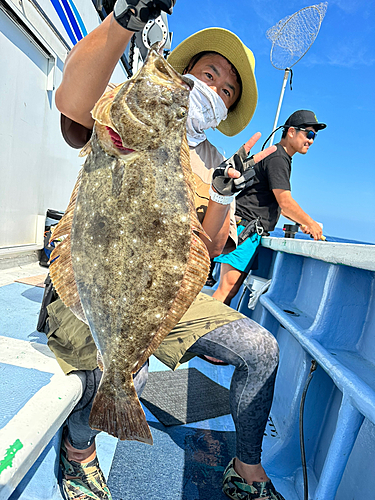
left=89, top=373, right=153, bottom=445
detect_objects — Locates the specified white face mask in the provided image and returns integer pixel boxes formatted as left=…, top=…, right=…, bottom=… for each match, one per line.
left=184, top=74, right=228, bottom=147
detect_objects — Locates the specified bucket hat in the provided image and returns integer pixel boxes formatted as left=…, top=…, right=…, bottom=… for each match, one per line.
left=284, top=110, right=326, bottom=131
left=168, top=28, right=258, bottom=137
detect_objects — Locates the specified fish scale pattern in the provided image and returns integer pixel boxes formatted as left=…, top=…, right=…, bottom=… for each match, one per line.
left=49, top=46, right=210, bottom=444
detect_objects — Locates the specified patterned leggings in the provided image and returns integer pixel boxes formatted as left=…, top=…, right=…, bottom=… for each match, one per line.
left=187, top=317, right=279, bottom=464
left=66, top=317, right=278, bottom=465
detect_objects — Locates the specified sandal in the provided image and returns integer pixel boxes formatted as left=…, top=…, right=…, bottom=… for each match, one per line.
left=60, top=441, right=112, bottom=500
left=222, top=458, right=285, bottom=500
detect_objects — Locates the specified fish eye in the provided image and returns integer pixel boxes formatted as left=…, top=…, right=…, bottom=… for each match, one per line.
left=177, top=107, right=187, bottom=119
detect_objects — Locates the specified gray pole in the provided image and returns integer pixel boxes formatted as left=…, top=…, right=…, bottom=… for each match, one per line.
left=269, top=68, right=291, bottom=146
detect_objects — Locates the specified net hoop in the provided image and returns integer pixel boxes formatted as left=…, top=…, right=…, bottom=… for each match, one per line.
left=267, top=2, right=328, bottom=70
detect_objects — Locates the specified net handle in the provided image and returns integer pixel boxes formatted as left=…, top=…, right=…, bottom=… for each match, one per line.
left=269, top=68, right=291, bottom=146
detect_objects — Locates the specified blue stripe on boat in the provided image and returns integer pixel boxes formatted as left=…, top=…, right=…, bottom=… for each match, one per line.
left=49, top=0, right=77, bottom=44
left=66, top=0, right=88, bottom=37
left=58, top=0, right=84, bottom=41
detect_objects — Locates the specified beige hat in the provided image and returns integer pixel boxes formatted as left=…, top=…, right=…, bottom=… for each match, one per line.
left=167, top=27, right=258, bottom=137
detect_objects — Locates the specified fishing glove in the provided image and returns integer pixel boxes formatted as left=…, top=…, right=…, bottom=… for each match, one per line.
left=212, top=145, right=256, bottom=197
left=114, top=0, right=175, bottom=32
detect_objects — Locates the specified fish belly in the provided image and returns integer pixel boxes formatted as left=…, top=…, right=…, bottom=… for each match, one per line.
left=70, top=141, right=193, bottom=443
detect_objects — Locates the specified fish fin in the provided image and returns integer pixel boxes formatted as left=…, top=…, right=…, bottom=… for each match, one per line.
left=97, top=350, right=104, bottom=371
left=69, top=300, right=87, bottom=324
left=79, top=141, right=92, bottom=157
left=89, top=372, right=152, bottom=444
left=134, top=228, right=210, bottom=372
left=133, top=135, right=211, bottom=372
left=180, top=134, right=210, bottom=241
left=49, top=169, right=83, bottom=313
left=91, top=84, right=124, bottom=128
left=180, top=134, right=196, bottom=209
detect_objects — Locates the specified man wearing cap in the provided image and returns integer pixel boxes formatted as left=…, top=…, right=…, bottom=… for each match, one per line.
left=213, top=109, right=326, bottom=305
left=48, top=2, right=285, bottom=499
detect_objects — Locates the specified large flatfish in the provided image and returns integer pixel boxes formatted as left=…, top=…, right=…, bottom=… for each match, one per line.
left=49, top=46, right=210, bottom=444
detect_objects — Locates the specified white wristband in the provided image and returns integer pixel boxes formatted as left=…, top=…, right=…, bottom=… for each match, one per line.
left=209, top=186, right=235, bottom=205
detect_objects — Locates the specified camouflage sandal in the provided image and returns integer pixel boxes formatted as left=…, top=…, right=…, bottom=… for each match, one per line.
left=60, top=441, right=112, bottom=500
left=222, top=458, right=285, bottom=500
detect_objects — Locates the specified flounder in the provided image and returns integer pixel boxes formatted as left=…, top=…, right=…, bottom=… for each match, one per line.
left=49, top=46, right=210, bottom=444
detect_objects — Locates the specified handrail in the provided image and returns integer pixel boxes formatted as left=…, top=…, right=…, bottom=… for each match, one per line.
left=261, top=236, right=375, bottom=272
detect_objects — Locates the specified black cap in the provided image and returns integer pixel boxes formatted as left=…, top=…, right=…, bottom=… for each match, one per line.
left=283, top=110, right=326, bottom=131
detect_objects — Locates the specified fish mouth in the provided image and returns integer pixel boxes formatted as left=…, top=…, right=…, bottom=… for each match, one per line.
left=106, top=126, right=136, bottom=154
left=180, top=75, right=194, bottom=91
left=104, top=46, right=192, bottom=151
left=148, top=44, right=193, bottom=92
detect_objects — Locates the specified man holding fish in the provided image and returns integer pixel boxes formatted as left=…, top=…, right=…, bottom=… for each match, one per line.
left=47, top=1, right=285, bottom=499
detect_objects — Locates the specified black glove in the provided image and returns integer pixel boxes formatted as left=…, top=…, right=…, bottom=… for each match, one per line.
left=211, top=145, right=256, bottom=196
left=114, top=0, right=175, bottom=32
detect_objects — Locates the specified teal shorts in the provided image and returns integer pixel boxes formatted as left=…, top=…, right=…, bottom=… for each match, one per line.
left=214, top=224, right=261, bottom=274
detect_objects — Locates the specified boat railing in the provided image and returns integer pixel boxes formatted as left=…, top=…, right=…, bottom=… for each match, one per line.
left=235, top=237, right=375, bottom=500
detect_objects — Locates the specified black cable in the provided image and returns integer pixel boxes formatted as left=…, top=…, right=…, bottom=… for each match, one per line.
left=261, top=125, right=284, bottom=151
left=289, top=68, right=293, bottom=91
left=236, top=286, right=247, bottom=311
left=299, top=359, right=317, bottom=500
left=127, top=34, right=136, bottom=76
left=120, top=54, right=133, bottom=78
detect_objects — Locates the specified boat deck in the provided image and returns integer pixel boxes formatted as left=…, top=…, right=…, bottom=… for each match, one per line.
left=0, top=261, right=289, bottom=500
left=2, top=235, right=375, bottom=500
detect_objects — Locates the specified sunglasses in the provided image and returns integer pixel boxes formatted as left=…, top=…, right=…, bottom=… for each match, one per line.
left=295, top=127, right=317, bottom=141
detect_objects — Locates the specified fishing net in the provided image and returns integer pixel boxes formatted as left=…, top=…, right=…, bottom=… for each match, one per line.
left=265, top=3, right=328, bottom=145
left=267, top=2, right=328, bottom=70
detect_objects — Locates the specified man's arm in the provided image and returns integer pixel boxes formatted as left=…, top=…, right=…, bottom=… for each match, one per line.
left=55, top=0, right=175, bottom=129
left=55, top=15, right=133, bottom=129
left=273, top=189, right=323, bottom=240
left=200, top=203, right=232, bottom=258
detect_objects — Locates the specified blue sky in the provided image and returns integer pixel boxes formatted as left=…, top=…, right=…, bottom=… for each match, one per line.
left=167, top=0, right=375, bottom=243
